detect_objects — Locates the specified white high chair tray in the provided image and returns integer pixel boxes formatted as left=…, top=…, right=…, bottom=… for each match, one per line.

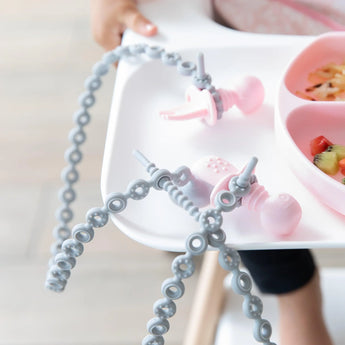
left=101, top=0, right=345, bottom=252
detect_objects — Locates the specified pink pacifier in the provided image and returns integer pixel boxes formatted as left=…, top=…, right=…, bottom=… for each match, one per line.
left=160, top=53, right=265, bottom=126
left=184, top=156, right=302, bottom=237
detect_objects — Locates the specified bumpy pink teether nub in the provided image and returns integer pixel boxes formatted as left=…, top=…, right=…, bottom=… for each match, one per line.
left=192, top=156, right=238, bottom=187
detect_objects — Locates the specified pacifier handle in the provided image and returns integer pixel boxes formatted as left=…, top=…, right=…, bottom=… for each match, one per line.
left=218, top=76, right=265, bottom=115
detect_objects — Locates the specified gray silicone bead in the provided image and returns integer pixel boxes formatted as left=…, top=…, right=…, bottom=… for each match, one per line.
left=147, top=317, right=170, bottom=335
left=72, top=223, right=94, bottom=243
left=193, top=74, right=212, bottom=89
left=45, top=277, right=66, bottom=292
left=69, top=127, right=86, bottom=145
left=64, top=146, right=82, bottom=165
left=50, top=240, right=63, bottom=255
left=61, top=239, right=84, bottom=257
left=53, top=225, right=71, bottom=241
left=129, top=43, right=148, bottom=55
left=207, top=229, right=226, bottom=248
left=102, top=50, right=120, bottom=65
left=142, top=334, right=164, bottom=345
left=172, top=166, right=192, bottom=187
left=253, top=319, right=272, bottom=343
left=126, top=179, right=151, bottom=200
left=92, top=61, right=109, bottom=76
left=47, top=264, right=71, bottom=281
left=78, top=91, right=95, bottom=108
left=145, top=46, right=164, bottom=59
left=86, top=207, right=109, bottom=228
left=153, top=298, right=176, bottom=318
left=150, top=169, right=172, bottom=190
left=171, top=254, right=195, bottom=279
left=243, top=294, right=263, bottom=319
left=218, top=247, right=240, bottom=271
left=73, top=109, right=90, bottom=126
left=161, top=277, right=185, bottom=300
left=58, top=186, right=76, bottom=204
left=84, top=75, right=102, bottom=92
left=228, top=176, right=251, bottom=197
left=114, top=46, right=129, bottom=57
left=214, top=191, right=237, bottom=212
left=55, top=252, right=76, bottom=270
left=177, top=61, right=196, bottom=76
left=231, top=270, right=252, bottom=295
left=161, top=52, right=181, bottom=66
left=199, top=209, right=223, bottom=233
left=56, top=205, right=73, bottom=223
left=61, top=166, right=79, bottom=184
left=105, top=192, right=127, bottom=213
left=185, top=232, right=208, bottom=255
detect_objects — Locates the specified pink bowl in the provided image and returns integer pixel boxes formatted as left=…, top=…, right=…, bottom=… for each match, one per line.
left=276, top=32, right=345, bottom=216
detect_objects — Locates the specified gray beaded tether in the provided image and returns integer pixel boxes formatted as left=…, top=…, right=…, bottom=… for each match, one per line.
left=46, top=43, right=276, bottom=345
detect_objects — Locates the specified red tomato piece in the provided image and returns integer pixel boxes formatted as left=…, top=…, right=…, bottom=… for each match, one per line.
left=310, top=136, right=333, bottom=156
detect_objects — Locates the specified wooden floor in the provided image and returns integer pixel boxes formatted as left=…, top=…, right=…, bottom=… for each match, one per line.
left=0, top=1, right=344, bottom=344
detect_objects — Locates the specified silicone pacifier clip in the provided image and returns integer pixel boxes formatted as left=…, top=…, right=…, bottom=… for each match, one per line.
left=160, top=53, right=265, bottom=125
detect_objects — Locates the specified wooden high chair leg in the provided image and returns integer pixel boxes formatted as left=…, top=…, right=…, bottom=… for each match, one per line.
left=183, top=250, right=228, bottom=345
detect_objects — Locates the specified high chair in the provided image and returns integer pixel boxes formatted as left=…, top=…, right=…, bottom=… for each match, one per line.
left=46, top=0, right=345, bottom=344
left=184, top=252, right=345, bottom=345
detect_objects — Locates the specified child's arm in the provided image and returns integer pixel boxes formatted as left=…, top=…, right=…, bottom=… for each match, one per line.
left=91, top=0, right=158, bottom=50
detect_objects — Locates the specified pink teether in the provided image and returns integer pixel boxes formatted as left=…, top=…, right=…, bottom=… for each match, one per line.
left=160, top=76, right=264, bottom=125
left=159, top=52, right=264, bottom=125
left=189, top=156, right=302, bottom=237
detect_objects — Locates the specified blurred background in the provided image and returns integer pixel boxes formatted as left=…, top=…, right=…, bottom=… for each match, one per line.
left=0, top=1, right=344, bottom=345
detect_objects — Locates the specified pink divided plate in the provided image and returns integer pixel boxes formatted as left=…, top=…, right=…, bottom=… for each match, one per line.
left=276, top=32, right=345, bottom=216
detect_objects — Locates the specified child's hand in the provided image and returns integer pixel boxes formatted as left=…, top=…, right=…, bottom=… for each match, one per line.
left=91, top=0, right=158, bottom=51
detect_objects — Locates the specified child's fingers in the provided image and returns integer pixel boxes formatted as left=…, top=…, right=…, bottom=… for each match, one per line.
left=119, top=3, right=158, bottom=36
left=104, top=25, right=124, bottom=51
left=91, top=0, right=157, bottom=52
left=92, top=19, right=124, bottom=51
left=94, top=28, right=122, bottom=51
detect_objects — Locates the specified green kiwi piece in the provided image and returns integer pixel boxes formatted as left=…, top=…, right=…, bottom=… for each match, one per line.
left=313, top=151, right=339, bottom=175
left=326, top=145, right=345, bottom=161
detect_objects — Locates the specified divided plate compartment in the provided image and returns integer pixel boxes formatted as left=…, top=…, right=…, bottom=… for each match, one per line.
left=276, top=32, right=345, bottom=216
